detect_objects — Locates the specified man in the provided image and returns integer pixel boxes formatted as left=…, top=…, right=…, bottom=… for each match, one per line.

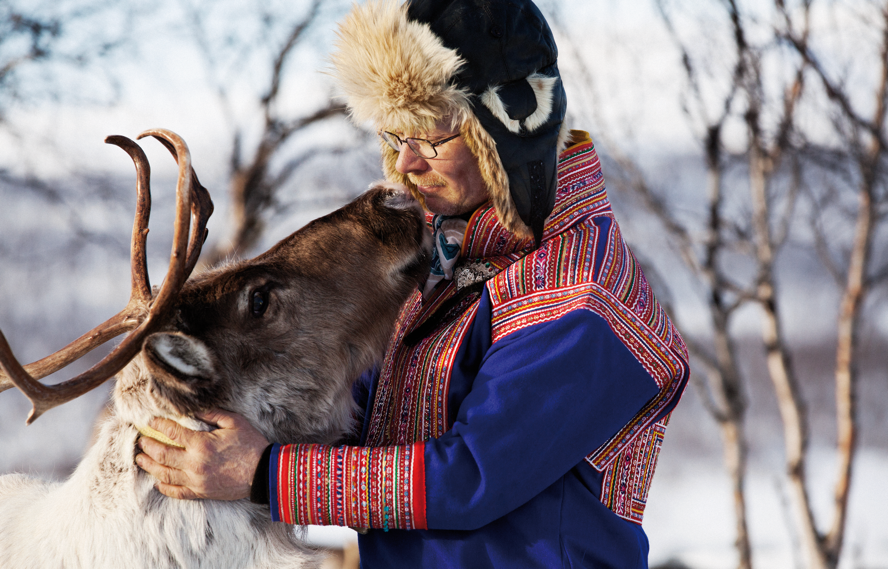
left=136, top=0, right=690, bottom=566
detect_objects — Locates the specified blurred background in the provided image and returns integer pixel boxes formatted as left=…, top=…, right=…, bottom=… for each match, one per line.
left=0, top=1, right=886, bottom=568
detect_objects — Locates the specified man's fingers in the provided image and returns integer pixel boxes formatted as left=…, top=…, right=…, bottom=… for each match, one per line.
left=135, top=410, right=265, bottom=501
left=136, top=441, right=210, bottom=499
left=154, top=482, right=199, bottom=501
left=197, top=408, right=241, bottom=430
left=135, top=451, right=187, bottom=487
left=135, top=452, right=168, bottom=485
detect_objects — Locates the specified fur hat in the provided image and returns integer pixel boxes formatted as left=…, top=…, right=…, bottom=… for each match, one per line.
left=329, top=0, right=569, bottom=243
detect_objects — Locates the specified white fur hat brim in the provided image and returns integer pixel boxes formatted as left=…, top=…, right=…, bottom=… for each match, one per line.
left=329, top=0, right=567, bottom=240
left=329, top=0, right=473, bottom=133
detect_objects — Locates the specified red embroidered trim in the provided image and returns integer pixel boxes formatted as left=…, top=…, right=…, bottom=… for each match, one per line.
left=482, top=140, right=689, bottom=525
left=366, top=291, right=481, bottom=446
left=274, top=443, right=427, bottom=530
left=596, top=415, right=670, bottom=524
left=491, top=282, right=685, bottom=387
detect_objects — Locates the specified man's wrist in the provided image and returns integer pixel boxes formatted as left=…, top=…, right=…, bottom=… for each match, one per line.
left=249, top=444, right=274, bottom=505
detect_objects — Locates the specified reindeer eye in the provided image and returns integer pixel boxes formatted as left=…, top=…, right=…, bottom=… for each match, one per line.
left=250, top=289, right=269, bottom=317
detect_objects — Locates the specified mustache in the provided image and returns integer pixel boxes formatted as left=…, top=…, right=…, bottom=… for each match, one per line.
left=409, top=174, right=446, bottom=187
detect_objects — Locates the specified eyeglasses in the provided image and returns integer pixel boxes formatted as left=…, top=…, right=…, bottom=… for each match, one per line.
left=379, top=131, right=461, bottom=159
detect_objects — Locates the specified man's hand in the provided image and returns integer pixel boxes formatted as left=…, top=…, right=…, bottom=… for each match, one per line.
left=135, top=409, right=269, bottom=501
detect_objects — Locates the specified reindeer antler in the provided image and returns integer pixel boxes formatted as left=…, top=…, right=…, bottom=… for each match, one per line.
left=0, top=129, right=213, bottom=424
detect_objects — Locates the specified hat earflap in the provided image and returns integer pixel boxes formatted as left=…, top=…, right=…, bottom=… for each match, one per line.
left=480, top=74, right=560, bottom=135
left=460, top=114, right=533, bottom=240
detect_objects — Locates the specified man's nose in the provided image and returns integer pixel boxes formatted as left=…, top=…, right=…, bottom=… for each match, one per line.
left=395, top=145, right=429, bottom=175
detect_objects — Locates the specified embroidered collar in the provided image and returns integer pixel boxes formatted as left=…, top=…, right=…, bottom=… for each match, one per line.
left=458, top=130, right=610, bottom=261
left=417, top=131, right=609, bottom=313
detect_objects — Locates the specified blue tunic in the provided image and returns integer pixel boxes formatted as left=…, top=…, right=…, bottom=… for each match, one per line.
left=268, top=133, right=689, bottom=568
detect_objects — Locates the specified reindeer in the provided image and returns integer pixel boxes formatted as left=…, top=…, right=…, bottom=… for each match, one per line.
left=0, top=129, right=432, bottom=568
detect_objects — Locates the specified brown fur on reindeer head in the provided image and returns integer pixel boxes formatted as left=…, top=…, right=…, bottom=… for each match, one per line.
left=129, top=180, right=432, bottom=445
left=0, top=129, right=431, bottom=447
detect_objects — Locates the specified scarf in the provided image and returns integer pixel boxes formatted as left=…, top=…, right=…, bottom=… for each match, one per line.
left=423, top=215, right=467, bottom=298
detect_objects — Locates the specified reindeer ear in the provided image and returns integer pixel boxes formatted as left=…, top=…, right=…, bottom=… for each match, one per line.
left=143, top=333, right=215, bottom=385
left=143, top=333, right=223, bottom=415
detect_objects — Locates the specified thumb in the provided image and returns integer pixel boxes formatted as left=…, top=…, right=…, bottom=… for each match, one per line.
left=196, top=408, right=243, bottom=430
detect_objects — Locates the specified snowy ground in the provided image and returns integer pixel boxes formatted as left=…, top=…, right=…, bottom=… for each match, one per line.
left=645, top=422, right=888, bottom=569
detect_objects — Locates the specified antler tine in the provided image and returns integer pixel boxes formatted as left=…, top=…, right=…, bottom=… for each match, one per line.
left=136, top=129, right=197, bottom=313
left=0, top=331, right=57, bottom=412
left=1, top=130, right=207, bottom=423
left=147, top=133, right=214, bottom=273
left=105, top=135, right=153, bottom=302
left=0, top=314, right=138, bottom=395
left=0, top=318, right=157, bottom=424
left=184, top=180, right=213, bottom=274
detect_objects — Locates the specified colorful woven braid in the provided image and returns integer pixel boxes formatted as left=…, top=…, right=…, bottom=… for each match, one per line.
left=271, top=443, right=427, bottom=530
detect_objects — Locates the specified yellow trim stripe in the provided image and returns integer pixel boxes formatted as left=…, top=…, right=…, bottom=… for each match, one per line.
left=136, top=424, right=186, bottom=449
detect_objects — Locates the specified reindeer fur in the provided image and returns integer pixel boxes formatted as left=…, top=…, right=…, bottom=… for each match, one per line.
left=0, top=182, right=431, bottom=569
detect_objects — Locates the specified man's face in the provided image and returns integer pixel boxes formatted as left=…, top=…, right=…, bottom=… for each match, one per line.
left=393, top=121, right=488, bottom=216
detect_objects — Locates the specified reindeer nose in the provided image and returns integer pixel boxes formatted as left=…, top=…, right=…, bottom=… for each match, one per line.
left=381, top=183, right=420, bottom=210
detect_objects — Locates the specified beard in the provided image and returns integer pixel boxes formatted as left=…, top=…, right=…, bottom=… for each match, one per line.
left=407, top=173, right=488, bottom=216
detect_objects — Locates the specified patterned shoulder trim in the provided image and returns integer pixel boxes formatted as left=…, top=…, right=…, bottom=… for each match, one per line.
left=487, top=218, right=690, bottom=470
left=490, top=281, right=687, bottom=392
left=487, top=209, right=687, bottom=362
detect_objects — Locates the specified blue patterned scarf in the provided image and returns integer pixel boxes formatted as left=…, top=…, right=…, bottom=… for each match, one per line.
left=423, top=215, right=467, bottom=298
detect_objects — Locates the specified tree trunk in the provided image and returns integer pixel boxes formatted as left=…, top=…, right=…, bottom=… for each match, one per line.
left=749, top=144, right=829, bottom=569
left=708, top=304, right=752, bottom=569
left=720, top=415, right=752, bottom=569
left=824, top=138, right=879, bottom=565
left=704, top=138, right=753, bottom=569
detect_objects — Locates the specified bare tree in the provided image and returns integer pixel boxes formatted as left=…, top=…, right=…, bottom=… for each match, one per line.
left=737, top=2, right=816, bottom=564
left=0, top=0, right=140, bottom=122
left=174, top=0, right=354, bottom=265
left=0, top=0, right=160, bottom=266
left=2, top=0, right=369, bottom=269
left=549, top=1, right=759, bottom=566
left=772, top=2, right=888, bottom=566
left=636, top=2, right=887, bottom=568
left=551, top=0, right=887, bottom=567
left=652, top=5, right=763, bottom=567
